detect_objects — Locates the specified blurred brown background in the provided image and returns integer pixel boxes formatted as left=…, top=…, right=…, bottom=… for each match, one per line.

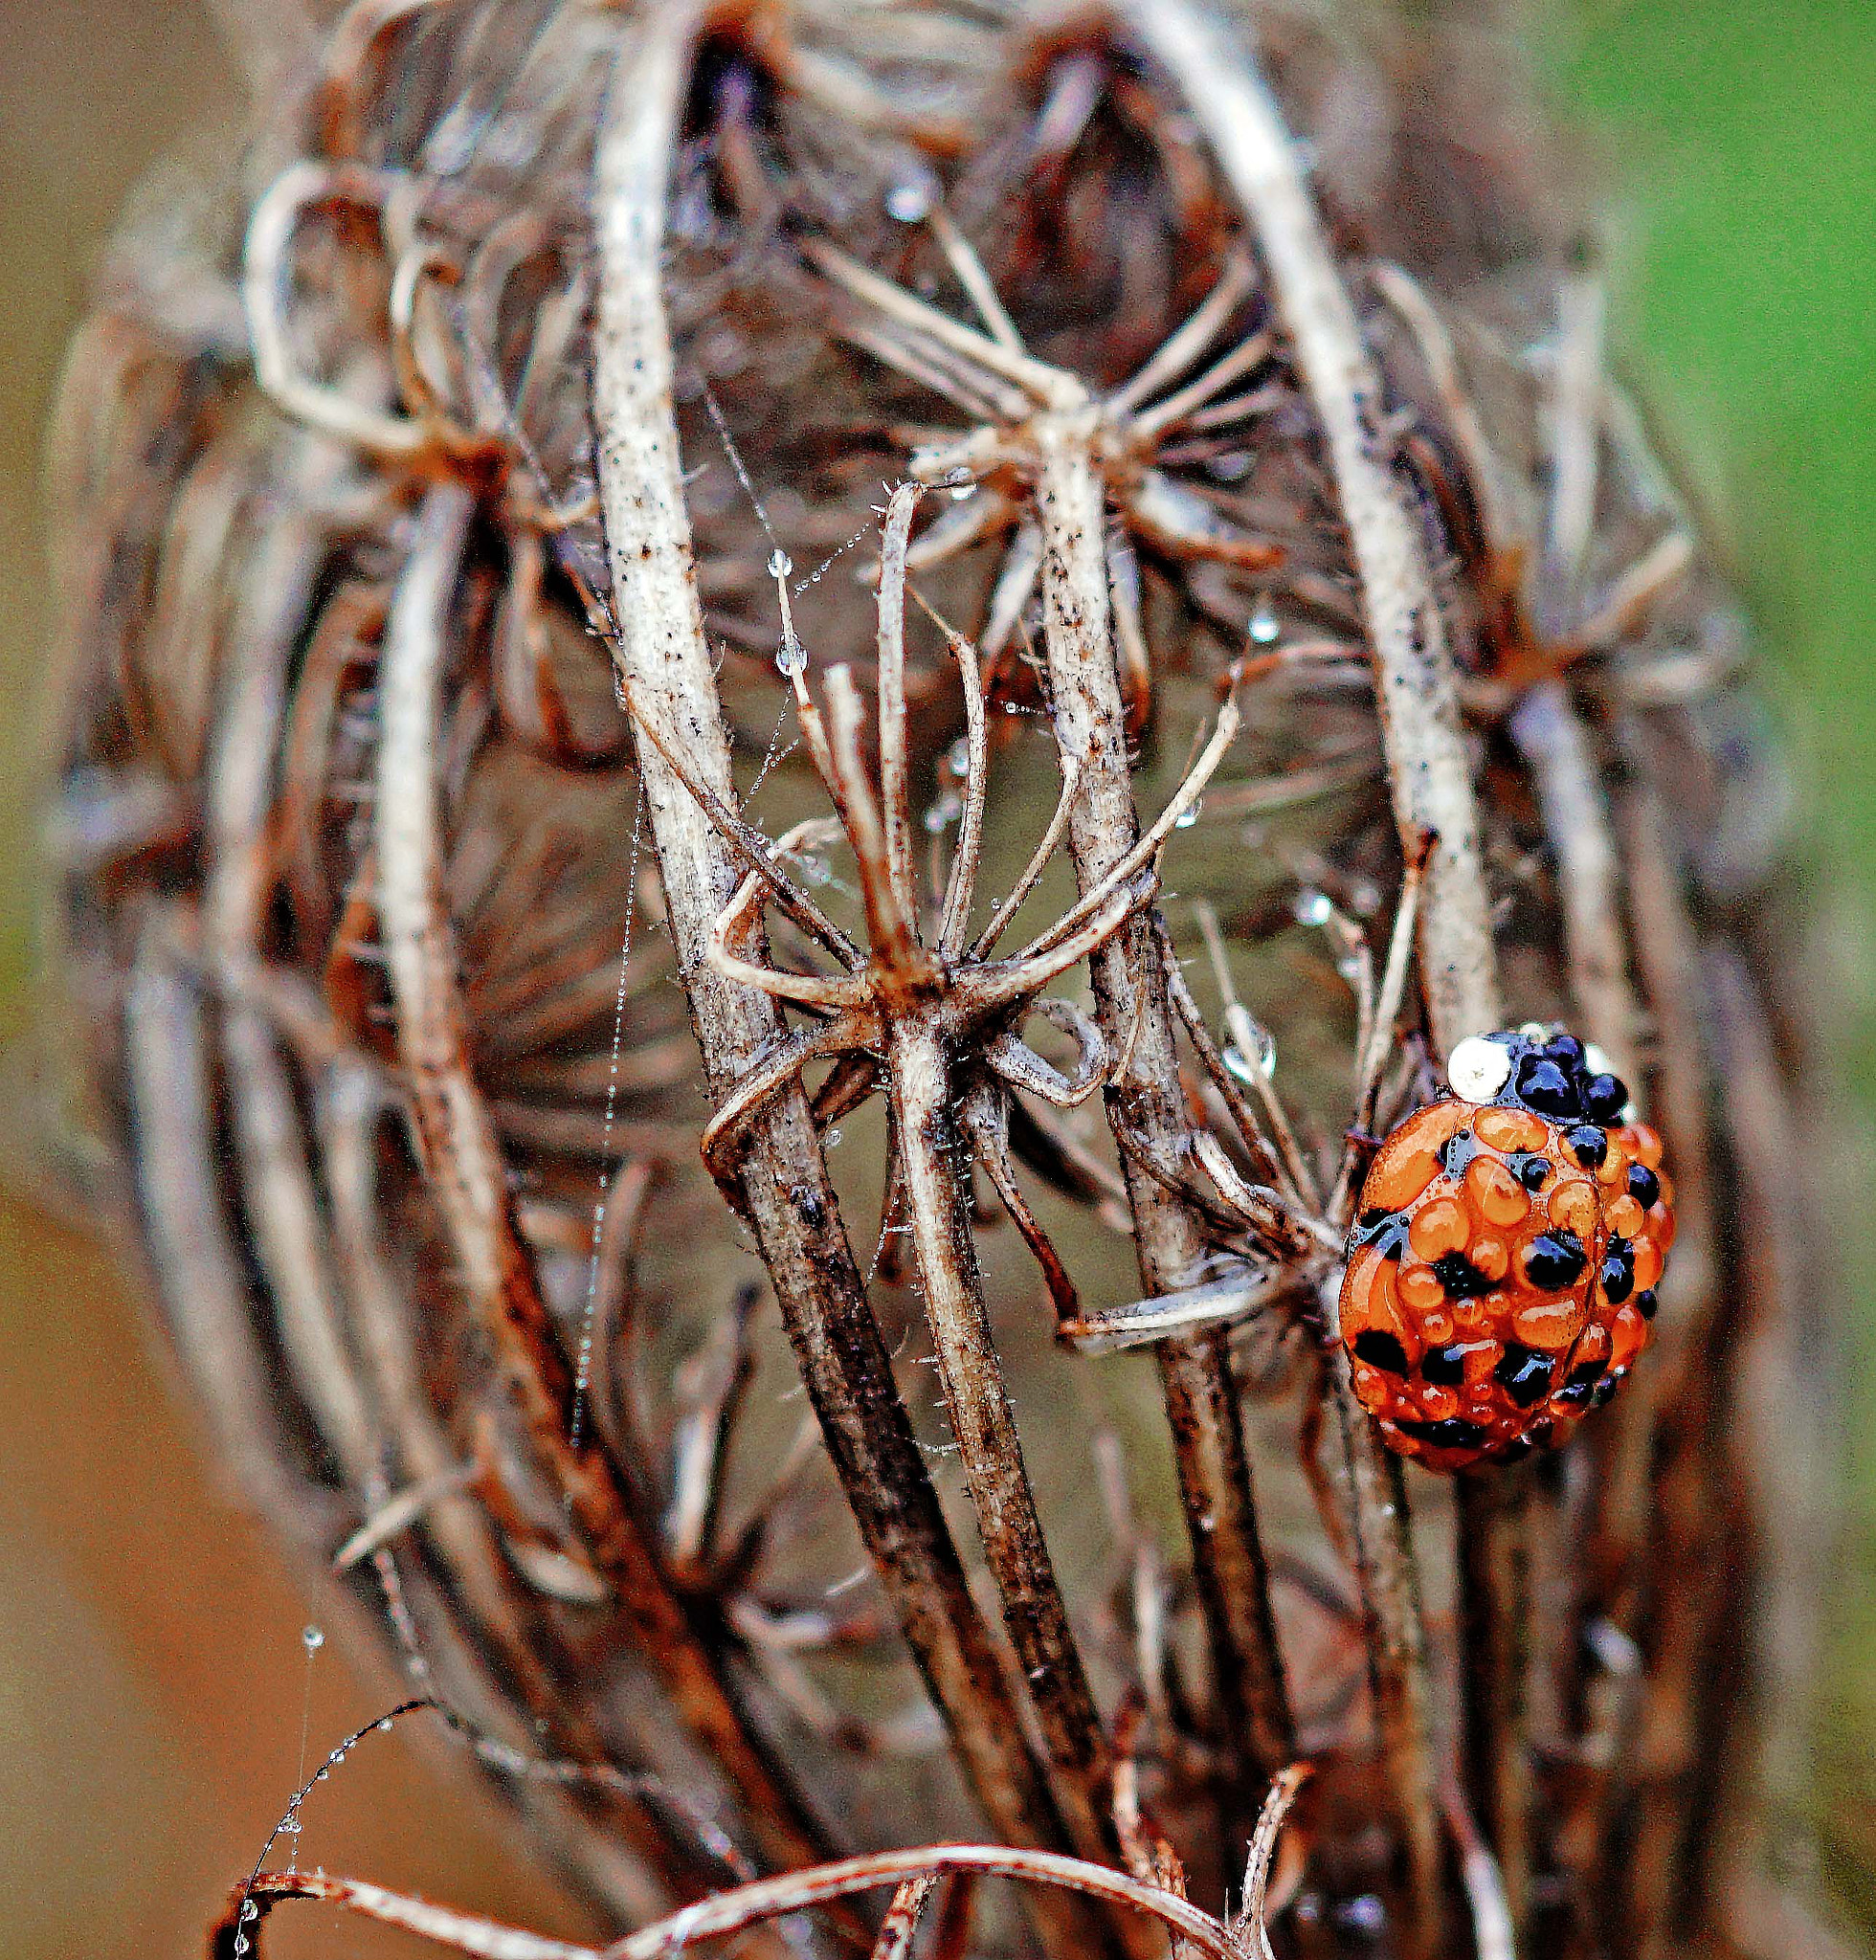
left=0, top=3, right=1869, bottom=1955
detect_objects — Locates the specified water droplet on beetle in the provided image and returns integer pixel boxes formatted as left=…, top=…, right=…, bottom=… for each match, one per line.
left=302, top=1624, right=324, bottom=1654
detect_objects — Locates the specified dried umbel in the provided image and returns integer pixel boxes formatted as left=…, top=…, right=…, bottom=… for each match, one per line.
left=48, top=3, right=1841, bottom=1958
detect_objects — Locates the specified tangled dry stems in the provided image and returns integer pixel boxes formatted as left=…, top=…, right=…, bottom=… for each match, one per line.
left=44, top=2, right=1845, bottom=1958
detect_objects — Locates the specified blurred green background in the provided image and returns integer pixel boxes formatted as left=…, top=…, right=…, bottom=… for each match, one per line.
left=0, top=1, right=1867, bottom=1953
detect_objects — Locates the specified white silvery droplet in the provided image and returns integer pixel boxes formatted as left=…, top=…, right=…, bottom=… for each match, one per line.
left=1518, top=1020, right=1550, bottom=1041
left=302, top=1624, right=324, bottom=1653
left=947, top=736, right=971, bottom=777
left=924, top=791, right=962, bottom=834
left=774, top=633, right=807, bottom=678
left=767, top=547, right=793, bottom=582
left=948, top=482, right=974, bottom=501
left=1248, top=592, right=1280, bottom=644
left=1224, top=1028, right=1277, bottom=1083
left=884, top=170, right=936, bottom=223
left=1294, top=888, right=1332, bottom=927
left=1447, top=1035, right=1513, bottom=1101
left=1583, top=1042, right=1615, bottom=1079
left=1173, top=801, right=1201, bottom=829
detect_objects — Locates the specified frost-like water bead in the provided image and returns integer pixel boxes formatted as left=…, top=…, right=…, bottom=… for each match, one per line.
left=1293, top=887, right=1333, bottom=927
left=768, top=547, right=793, bottom=582
left=1174, top=800, right=1202, bottom=829
left=1224, top=1027, right=1277, bottom=1083
left=924, top=791, right=963, bottom=834
left=1248, top=591, right=1281, bottom=644
left=1447, top=1034, right=1513, bottom=1101
left=946, top=736, right=971, bottom=778
left=775, top=633, right=808, bottom=678
left=302, top=1624, right=324, bottom=1653
left=884, top=168, right=936, bottom=224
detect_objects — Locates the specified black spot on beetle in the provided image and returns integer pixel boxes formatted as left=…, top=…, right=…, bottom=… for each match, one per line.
left=1599, top=1239, right=1635, bottom=1303
left=1494, top=1343, right=1555, bottom=1409
left=1514, top=1055, right=1581, bottom=1121
left=1394, top=1415, right=1490, bottom=1450
left=1510, top=1152, right=1552, bottom=1192
left=1584, top=1073, right=1629, bottom=1124
left=1439, top=1129, right=1479, bottom=1177
left=1627, top=1164, right=1662, bottom=1210
left=1565, top=1124, right=1608, bottom=1169
left=1352, top=1329, right=1410, bottom=1374
left=1545, top=1035, right=1587, bottom=1076
left=1421, top=1344, right=1468, bottom=1386
left=1431, top=1251, right=1496, bottom=1300
left=1523, top=1231, right=1587, bottom=1290
left=1635, top=1287, right=1659, bottom=1321
left=1591, top=1369, right=1626, bottom=1408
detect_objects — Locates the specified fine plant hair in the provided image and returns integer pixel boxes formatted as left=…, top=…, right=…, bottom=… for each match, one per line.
left=45, top=4, right=1845, bottom=1959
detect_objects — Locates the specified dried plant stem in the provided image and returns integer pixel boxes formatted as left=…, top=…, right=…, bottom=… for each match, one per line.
left=891, top=1017, right=1114, bottom=1862
left=1125, top=0, right=1499, bottom=1060
left=1509, top=684, right=1640, bottom=1080
left=1127, top=1, right=1510, bottom=1926
left=375, top=480, right=826, bottom=1873
left=591, top=0, right=1084, bottom=1877
left=320, top=1063, right=680, bottom=1913
left=1509, top=681, right=1649, bottom=1814
left=229, top=1842, right=1247, bottom=1960
left=1030, top=411, right=1295, bottom=1788
left=1455, top=1462, right=1533, bottom=1935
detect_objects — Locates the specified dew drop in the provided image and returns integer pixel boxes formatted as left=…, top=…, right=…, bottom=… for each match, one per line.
left=884, top=170, right=936, bottom=223
left=1248, top=592, right=1281, bottom=644
left=1294, top=887, right=1333, bottom=927
left=825, top=1127, right=844, bottom=1148
left=377, top=1717, right=395, bottom=1732
left=924, top=791, right=963, bottom=834
left=1224, top=1029, right=1277, bottom=1083
left=241, top=1903, right=259, bottom=1922
left=1173, top=801, right=1201, bottom=829
left=947, top=736, right=971, bottom=778
left=775, top=632, right=808, bottom=679
left=948, top=482, right=975, bottom=501
left=302, top=1624, right=324, bottom=1654
left=315, top=1769, right=329, bottom=1781
left=234, top=1937, right=250, bottom=1954
left=767, top=547, right=793, bottom=582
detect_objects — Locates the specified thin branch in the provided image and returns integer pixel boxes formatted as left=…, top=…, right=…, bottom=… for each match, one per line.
left=1123, top=8, right=1501, bottom=1927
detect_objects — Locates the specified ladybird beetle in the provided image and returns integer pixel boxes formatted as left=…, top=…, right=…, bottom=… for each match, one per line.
left=1338, top=1027, right=1675, bottom=1472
